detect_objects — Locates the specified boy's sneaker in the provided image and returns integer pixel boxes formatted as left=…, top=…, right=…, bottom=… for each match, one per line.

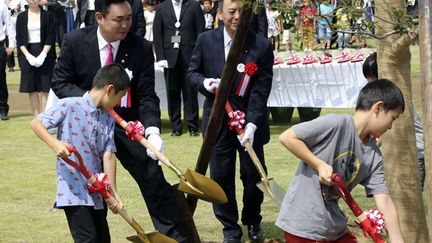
left=337, top=51, right=350, bottom=63
left=286, top=53, right=301, bottom=65
left=302, top=54, right=317, bottom=65
left=350, top=52, right=365, bottom=62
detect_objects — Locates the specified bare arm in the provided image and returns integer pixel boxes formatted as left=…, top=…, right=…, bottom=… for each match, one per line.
left=374, top=194, right=404, bottom=243
left=30, top=117, right=70, bottom=158
left=279, top=128, right=334, bottom=185
left=102, top=151, right=123, bottom=213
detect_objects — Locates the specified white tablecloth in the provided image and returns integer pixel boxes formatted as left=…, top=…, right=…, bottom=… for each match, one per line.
left=47, top=62, right=366, bottom=111
left=267, top=61, right=367, bottom=108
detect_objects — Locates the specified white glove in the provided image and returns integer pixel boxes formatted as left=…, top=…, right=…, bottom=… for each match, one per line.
left=203, top=78, right=220, bottom=93
left=156, top=60, right=169, bottom=68
left=238, top=123, right=257, bottom=147
left=25, top=53, right=37, bottom=66
left=34, top=52, right=47, bottom=68
left=145, top=127, right=164, bottom=162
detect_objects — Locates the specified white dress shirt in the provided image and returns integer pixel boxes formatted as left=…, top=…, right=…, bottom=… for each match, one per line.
left=97, top=27, right=120, bottom=67
left=171, top=0, right=182, bottom=21
left=223, top=27, right=232, bottom=61
left=0, top=1, right=16, bottom=48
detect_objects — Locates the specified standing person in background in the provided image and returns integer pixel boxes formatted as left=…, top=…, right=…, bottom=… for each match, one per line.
left=188, top=0, right=273, bottom=241
left=5, top=0, right=18, bottom=72
left=202, top=0, right=216, bottom=31
left=335, top=6, right=351, bottom=49
left=51, top=0, right=189, bottom=241
left=143, top=0, right=156, bottom=41
left=0, top=0, right=16, bottom=120
left=300, top=0, right=316, bottom=51
left=16, top=0, right=55, bottom=116
left=75, top=0, right=96, bottom=28
left=153, top=0, right=204, bottom=136
left=317, top=0, right=333, bottom=50
left=40, top=0, right=68, bottom=47
left=281, top=0, right=297, bottom=53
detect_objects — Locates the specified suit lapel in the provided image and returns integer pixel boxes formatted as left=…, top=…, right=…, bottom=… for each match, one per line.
left=179, top=0, right=190, bottom=21
left=168, top=0, right=178, bottom=22
left=115, top=38, right=128, bottom=67
left=87, top=28, right=101, bottom=69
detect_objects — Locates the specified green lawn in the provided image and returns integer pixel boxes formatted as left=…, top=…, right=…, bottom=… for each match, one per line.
left=0, top=44, right=423, bottom=242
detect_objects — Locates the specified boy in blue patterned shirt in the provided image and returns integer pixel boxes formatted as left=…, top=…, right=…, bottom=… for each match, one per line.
left=31, top=63, right=129, bottom=242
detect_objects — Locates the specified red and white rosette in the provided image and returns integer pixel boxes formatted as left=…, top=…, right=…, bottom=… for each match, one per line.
left=274, top=55, right=284, bottom=65
left=87, top=173, right=111, bottom=199
left=124, top=120, right=145, bottom=140
left=320, top=55, right=333, bottom=64
left=365, top=209, right=385, bottom=234
left=338, top=51, right=350, bottom=63
left=286, top=53, right=301, bottom=65
left=227, top=110, right=245, bottom=131
left=302, top=54, right=316, bottom=65
left=235, top=62, right=258, bottom=97
left=351, top=52, right=365, bottom=63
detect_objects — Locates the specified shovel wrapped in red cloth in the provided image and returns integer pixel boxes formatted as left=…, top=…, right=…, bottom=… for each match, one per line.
left=331, top=173, right=386, bottom=243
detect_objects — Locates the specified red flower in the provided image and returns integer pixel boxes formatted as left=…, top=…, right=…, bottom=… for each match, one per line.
left=244, top=62, right=258, bottom=76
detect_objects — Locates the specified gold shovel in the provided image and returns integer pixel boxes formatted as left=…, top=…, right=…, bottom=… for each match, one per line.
left=109, top=110, right=228, bottom=204
left=223, top=102, right=286, bottom=207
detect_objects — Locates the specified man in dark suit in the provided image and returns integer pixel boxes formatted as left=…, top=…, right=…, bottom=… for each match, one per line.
left=51, top=0, right=188, bottom=242
left=153, top=0, right=204, bottom=136
left=187, top=0, right=273, bottom=242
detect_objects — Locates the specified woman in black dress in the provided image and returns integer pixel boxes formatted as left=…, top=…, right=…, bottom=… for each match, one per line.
left=16, top=0, right=55, bottom=116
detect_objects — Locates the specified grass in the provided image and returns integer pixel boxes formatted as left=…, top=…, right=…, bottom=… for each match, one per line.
left=0, top=43, right=424, bottom=242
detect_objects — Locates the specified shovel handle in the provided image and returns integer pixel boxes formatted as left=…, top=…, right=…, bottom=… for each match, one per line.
left=106, top=197, right=151, bottom=243
left=108, top=110, right=184, bottom=177
left=60, top=146, right=92, bottom=179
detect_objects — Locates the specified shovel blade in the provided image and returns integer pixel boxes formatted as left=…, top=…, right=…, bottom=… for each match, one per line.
left=257, top=178, right=286, bottom=207
left=177, top=169, right=228, bottom=204
left=127, top=232, right=178, bottom=243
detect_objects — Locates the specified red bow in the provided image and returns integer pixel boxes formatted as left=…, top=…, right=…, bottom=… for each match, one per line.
left=228, top=110, right=245, bottom=131
left=88, top=173, right=111, bottom=199
left=365, top=209, right=385, bottom=234
left=125, top=120, right=145, bottom=140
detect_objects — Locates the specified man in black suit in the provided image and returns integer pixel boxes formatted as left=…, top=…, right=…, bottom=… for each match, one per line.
left=153, top=0, right=204, bottom=136
left=51, top=0, right=188, bottom=242
left=187, top=0, right=273, bottom=241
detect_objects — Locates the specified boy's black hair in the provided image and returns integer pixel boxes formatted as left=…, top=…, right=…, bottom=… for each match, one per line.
left=95, top=0, right=129, bottom=15
left=362, top=52, right=378, bottom=80
left=356, top=79, right=405, bottom=112
left=92, top=63, right=130, bottom=93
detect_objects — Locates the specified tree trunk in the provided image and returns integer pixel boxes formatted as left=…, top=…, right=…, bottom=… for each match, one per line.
left=375, top=0, right=429, bottom=242
left=418, top=0, right=432, bottom=239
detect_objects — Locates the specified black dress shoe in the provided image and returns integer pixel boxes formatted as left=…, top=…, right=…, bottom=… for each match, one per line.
left=0, top=112, right=9, bottom=120
left=170, top=130, right=182, bottom=136
left=223, top=236, right=241, bottom=243
left=248, top=224, right=264, bottom=243
left=189, top=129, right=199, bottom=136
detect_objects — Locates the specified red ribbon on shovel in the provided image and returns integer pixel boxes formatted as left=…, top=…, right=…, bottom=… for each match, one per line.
left=331, top=173, right=386, bottom=243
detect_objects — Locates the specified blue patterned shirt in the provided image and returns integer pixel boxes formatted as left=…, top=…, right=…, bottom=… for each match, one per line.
left=38, top=92, right=116, bottom=209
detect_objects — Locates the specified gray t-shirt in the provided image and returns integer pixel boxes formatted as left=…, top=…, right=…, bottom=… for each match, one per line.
left=276, top=114, right=388, bottom=241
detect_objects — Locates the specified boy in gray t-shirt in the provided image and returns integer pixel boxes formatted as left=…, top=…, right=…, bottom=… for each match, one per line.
left=276, top=79, right=405, bottom=242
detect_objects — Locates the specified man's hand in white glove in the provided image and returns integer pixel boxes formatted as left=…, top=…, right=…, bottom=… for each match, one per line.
left=145, top=127, right=164, bottom=162
left=34, top=52, right=47, bottom=67
left=238, top=123, right=257, bottom=147
left=156, top=60, right=169, bottom=69
left=25, top=53, right=37, bottom=66
left=203, top=78, right=220, bottom=93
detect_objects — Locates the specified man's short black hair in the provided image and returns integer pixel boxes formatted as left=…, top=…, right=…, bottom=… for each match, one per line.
left=362, top=52, right=378, bottom=80
left=92, top=63, right=130, bottom=94
left=95, top=0, right=129, bottom=15
left=356, top=79, right=405, bottom=112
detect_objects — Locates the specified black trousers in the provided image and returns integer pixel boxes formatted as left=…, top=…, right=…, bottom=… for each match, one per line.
left=164, top=55, right=199, bottom=132
left=209, top=125, right=266, bottom=239
left=0, top=43, right=8, bottom=114
left=113, top=126, right=189, bottom=243
left=5, top=37, right=14, bottom=68
left=63, top=206, right=110, bottom=243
